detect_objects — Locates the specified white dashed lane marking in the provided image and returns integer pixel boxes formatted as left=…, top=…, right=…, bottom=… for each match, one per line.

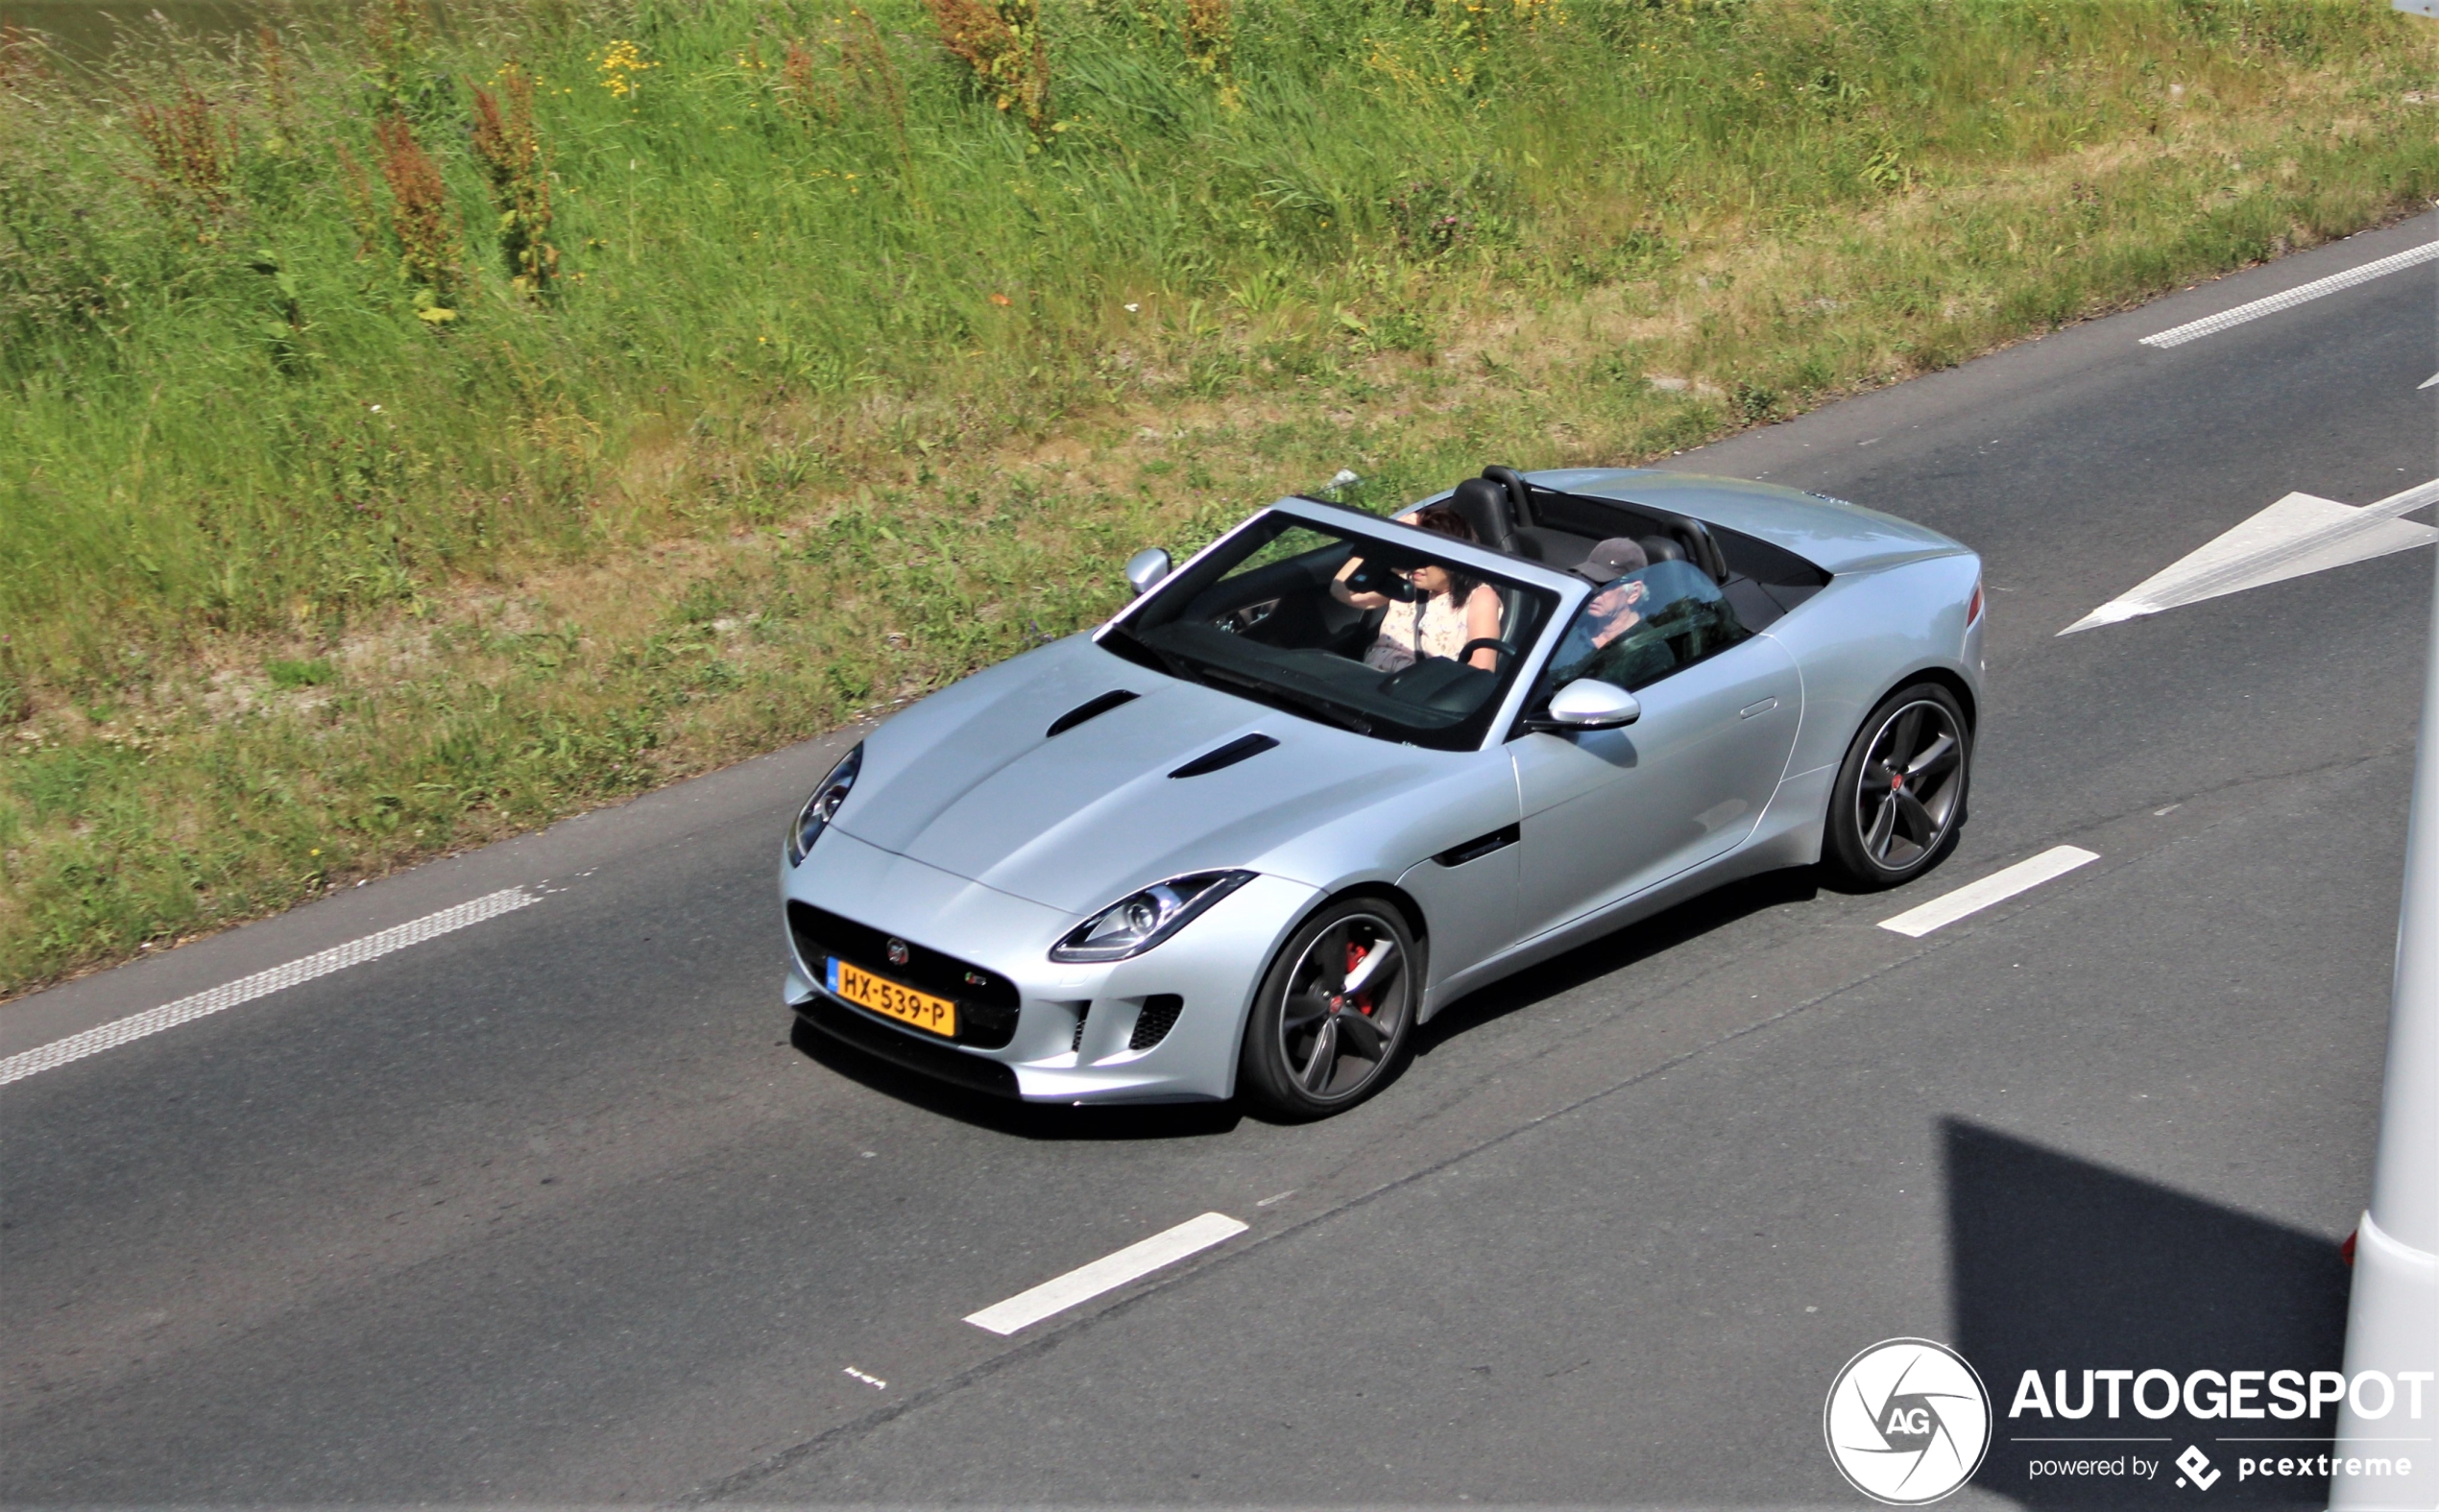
left=0, top=886, right=543, bottom=1086
left=2138, top=241, right=2439, bottom=348
left=963, top=1212, right=1248, bottom=1336
left=1877, top=847, right=2101, bottom=939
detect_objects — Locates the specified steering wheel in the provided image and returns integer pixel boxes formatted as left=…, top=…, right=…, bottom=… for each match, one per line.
left=1456, top=637, right=1513, bottom=670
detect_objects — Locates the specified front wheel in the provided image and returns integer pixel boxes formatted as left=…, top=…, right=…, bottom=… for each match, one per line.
left=1237, top=899, right=1417, bottom=1120
left=1823, top=683, right=1970, bottom=889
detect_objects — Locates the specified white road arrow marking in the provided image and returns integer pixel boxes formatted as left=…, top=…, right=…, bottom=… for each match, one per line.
left=2061, top=477, right=2439, bottom=635
left=2421, top=372, right=2439, bottom=390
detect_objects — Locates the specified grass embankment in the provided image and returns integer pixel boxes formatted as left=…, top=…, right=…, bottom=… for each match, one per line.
left=2, top=0, right=2433, bottom=996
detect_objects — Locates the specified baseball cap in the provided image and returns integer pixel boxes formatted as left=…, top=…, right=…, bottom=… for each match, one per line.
left=1571, top=537, right=1649, bottom=584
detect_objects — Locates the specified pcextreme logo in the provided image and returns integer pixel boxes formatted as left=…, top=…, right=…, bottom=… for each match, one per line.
left=1824, top=1338, right=1994, bottom=1505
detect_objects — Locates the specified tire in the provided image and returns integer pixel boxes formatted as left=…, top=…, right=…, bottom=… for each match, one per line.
left=1237, top=897, right=1419, bottom=1120
left=1823, top=682, right=1971, bottom=890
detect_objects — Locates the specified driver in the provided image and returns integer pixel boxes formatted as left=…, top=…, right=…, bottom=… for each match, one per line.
left=1331, top=505, right=1505, bottom=673
left=1548, top=538, right=1652, bottom=678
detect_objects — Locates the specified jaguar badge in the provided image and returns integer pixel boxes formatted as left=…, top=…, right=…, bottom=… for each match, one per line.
left=885, top=938, right=910, bottom=967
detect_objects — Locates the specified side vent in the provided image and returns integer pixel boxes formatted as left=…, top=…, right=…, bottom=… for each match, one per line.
left=1434, top=823, right=1520, bottom=868
left=1129, top=995, right=1184, bottom=1050
left=1170, top=732, right=1278, bottom=779
left=1046, top=689, right=1139, bottom=739
left=1068, top=1001, right=1091, bottom=1052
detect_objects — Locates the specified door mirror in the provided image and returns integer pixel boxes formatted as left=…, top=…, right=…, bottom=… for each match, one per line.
left=1124, top=546, right=1172, bottom=597
left=1530, top=677, right=1641, bottom=732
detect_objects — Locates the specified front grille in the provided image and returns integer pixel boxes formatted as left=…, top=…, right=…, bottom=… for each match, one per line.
left=793, top=997, right=1020, bottom=1098
left=1129, top=994, right=1184, bottom=1050
left=787, top=900, right=1021, bottom=1050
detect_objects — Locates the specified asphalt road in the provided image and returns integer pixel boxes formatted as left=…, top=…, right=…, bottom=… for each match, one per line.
left=6, top=212, right=2435, bottom=1509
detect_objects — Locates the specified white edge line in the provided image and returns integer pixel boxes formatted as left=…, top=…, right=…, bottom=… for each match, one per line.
left=2139, top=242, right=2439, bottom=348
left=963, top=1212, right=1249, bottom=1336
left=1877, top=846, right=2101, bottom=939
left=0, top=886, right=541, bottom=1086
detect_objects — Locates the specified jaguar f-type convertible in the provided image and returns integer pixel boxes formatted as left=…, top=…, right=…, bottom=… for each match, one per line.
left=781, top=467, right=1984, bottom=1117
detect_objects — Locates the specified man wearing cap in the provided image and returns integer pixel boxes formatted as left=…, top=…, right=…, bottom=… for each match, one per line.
left=1548, top=538, right=1652, bottom=679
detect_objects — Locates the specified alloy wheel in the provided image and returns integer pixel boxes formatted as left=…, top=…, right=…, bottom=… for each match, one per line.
left=1274, top=912, right=1411, bottom=1102
left=1853, top=698, right=1966, bottom=872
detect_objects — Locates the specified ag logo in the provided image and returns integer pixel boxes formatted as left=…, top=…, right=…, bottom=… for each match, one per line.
left=1823, top=1338, right=1992, bottom=1504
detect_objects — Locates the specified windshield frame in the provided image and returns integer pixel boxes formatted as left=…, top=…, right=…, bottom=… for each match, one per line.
left=1099, top=496, right=1591, bottom=753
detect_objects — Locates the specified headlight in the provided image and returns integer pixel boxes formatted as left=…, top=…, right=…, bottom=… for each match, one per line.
left=1050, top=871, right=1254, bottom=963
left=785, top=743, right=863, bottom=866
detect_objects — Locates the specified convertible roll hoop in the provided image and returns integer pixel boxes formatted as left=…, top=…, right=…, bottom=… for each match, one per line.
left=1475, top=464, right=1732, bottom=585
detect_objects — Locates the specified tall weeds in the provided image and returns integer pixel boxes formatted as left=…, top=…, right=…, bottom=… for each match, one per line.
left=130, top=78, right=238, bottom=222
left=924, top=0, right=1052, bottom=137
left=1182, top=0, right=1232, bottom=79
left=373, top=113, right=463, bottom=317
left=471, top=63, right=557, bottom=296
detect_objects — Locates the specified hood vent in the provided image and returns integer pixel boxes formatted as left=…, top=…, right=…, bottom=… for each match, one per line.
left=1046, top=688, right=1140, bottom=739
left=1170, top=732, right=1278, bottom=779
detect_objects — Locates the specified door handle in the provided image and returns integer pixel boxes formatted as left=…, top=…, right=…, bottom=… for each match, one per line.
left=1739, top=697, right=1779, bottom=719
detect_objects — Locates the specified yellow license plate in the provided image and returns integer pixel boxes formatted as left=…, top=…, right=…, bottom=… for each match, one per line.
left=828, top=957, right=955, bottom=1039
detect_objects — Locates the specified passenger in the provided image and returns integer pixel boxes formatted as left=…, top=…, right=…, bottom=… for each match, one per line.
left=1549, top=538, right=1652, bottom=676
left=1332, top=505, right=1505, bottom=672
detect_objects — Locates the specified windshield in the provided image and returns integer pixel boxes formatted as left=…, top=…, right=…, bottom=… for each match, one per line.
left=1101, top=512, right=1560, bottom=751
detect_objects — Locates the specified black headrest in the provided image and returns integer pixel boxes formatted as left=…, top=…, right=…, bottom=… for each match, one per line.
left=1447, top=477, right=1516, bottom=552
left=1638, top=534, right=1686, bottom=564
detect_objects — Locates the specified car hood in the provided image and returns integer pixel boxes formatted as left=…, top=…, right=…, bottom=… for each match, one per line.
left=832, top=636, right=1445, bottom=916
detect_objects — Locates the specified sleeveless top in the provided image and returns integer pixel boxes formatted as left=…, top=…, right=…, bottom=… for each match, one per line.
left=1364, top=591, right=1470, bottom=673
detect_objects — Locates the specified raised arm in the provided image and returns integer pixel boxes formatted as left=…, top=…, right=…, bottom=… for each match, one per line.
left=1332, top=554, right=1391, bottom=610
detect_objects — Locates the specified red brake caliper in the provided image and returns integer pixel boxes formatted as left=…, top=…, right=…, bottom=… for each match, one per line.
left=1345, top=941, right=1373, bottom=1015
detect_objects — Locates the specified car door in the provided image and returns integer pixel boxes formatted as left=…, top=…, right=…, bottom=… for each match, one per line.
left=1509, top=562, right=1802, bottom=943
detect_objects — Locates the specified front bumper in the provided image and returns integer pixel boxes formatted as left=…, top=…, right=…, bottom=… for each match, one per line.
left=780, top=828, right=1318, bottom=1103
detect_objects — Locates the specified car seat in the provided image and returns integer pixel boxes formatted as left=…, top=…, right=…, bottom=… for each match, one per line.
left=1446, top=477, right=1518, bottom=555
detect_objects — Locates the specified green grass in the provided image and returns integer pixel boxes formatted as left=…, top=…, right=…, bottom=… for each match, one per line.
left=3, top=0, right=2435, bottom=993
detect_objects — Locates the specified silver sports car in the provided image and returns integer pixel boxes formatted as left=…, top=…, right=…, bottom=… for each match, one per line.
left=781, top=468, right=1984, bottom=1117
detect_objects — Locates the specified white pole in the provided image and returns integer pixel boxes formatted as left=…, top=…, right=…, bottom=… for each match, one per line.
left=2330, top=480, right=2439, bottom=1509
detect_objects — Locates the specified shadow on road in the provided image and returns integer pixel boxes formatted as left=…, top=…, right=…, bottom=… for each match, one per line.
left=1944, top=1118, right=2353, bottom=1508
left=1414, top=864, right=1824, bottom=1055
left=788, top=1016, right=1244, bottom=1140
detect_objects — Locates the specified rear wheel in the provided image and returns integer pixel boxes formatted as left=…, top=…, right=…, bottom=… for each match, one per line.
left=1824, top=684, right=1970, bottom=889
left=1237, top=899, right=1417, bottom=1120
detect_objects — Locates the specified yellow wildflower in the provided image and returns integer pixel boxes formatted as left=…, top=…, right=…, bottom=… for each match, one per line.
left=596, top=39, right=659, bottom=100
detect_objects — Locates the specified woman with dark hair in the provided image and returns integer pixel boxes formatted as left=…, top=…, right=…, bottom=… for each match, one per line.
left=1330, top=504, right=1506, bottom=672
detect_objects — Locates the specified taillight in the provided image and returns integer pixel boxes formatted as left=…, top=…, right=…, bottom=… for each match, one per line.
left=1967, top=577, right=1985, bottom=626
